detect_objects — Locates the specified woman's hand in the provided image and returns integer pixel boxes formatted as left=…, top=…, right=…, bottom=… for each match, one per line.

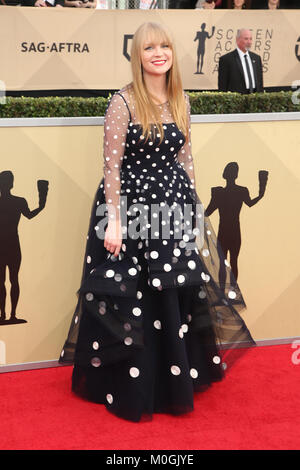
left=104, top=220, right=122, bottom=257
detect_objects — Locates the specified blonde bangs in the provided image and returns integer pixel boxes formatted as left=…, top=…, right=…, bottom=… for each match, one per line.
left=130, top=22, right=189, bottom=143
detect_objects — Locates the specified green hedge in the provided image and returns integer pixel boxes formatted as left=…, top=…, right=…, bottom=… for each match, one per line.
left=188, top=91, right=300, bottom=114
left=0, top=91, right=299, bottom=118
left=0, top=96, right=108, bottom=118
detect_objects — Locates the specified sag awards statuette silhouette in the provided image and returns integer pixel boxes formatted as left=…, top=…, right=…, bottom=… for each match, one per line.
left=205, top=164, right=268, bottom=289
left=194, top=23, right=215, bottom=75
left=0, top=171, right=49, bottom=326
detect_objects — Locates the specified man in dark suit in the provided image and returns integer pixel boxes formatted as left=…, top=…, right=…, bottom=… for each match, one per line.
left=218, top=29, right=263, bottom=94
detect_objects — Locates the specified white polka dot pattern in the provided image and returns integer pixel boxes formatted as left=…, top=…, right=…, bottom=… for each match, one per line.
left=102, top=87, right=196, bottom=224
left=106, top=394, right=113, bottom=404
left=171, top=365, right=181, bottom=376
left=129, top=367, right=140, bottom=378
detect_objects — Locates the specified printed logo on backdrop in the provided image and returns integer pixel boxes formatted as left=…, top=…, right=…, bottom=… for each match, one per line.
left=212, top=28, right=274, bottom=74
left=20, top=42, right=90, bottom=53
left=205, top=164, right=269, bottom=287
left=122, top=29, right=274, bottom=76
left=123, top=35, right=134, bottom=62
left=0, top=172, right=49, bottom=326
left=194, top=24, right=215, bottom=75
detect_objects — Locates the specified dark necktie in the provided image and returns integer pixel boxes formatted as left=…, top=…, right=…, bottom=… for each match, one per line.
left=244, top=54, right=254, bottom=93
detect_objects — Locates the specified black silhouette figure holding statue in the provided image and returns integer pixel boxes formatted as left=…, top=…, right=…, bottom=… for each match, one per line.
left=0, top=171, right=49, bottom=325
left=205, top=163, right=268, bottom=289
left=194, top=23, right=215, bottom=74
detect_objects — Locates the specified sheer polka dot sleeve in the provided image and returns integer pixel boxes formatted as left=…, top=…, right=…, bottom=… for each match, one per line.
left=103, top=93, right=129, bottom=222
left=177, top=94, right=196, bottom=191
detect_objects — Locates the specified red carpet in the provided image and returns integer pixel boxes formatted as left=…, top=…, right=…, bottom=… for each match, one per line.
left=1, top=344, right=300, bottom=450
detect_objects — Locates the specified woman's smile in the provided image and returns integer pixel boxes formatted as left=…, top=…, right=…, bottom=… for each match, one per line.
left=152, top=59, right=167, bottom=66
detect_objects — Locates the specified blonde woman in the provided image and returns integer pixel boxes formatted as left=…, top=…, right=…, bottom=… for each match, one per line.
left=60, top=22, right=254, bottom=422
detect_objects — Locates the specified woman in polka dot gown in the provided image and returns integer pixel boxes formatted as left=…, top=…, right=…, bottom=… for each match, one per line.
left=60, top=22, right=255, bottom=422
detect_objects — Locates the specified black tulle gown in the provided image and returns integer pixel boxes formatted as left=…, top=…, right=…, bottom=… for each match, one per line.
left=59, top=86, right=255, bottom=422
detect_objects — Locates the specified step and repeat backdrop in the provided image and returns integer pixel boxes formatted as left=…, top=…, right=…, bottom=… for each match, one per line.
left=0, top=8, right=299, bottom=91
left=0, top=7, right=300, bottom=368
left=0, top=118, right=300, bottom=367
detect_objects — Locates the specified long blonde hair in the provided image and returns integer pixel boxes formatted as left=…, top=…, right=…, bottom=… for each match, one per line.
left=130, top=22, right=188, bottom=143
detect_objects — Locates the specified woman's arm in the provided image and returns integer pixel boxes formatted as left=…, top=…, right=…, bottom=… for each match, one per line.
left=102, top=93, right=129, bottom=256
left=177, top=94, right=196, bottom=192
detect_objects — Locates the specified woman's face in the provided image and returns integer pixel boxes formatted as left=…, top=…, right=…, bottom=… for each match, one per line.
left=233, top=0, right=245, bottom=7
left=269, top=0, right=279, bottom=6
left=140, top=36, right=173, bottom=78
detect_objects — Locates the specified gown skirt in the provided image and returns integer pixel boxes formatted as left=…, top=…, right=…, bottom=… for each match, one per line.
left=59, top=116, right=255, bottom=422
